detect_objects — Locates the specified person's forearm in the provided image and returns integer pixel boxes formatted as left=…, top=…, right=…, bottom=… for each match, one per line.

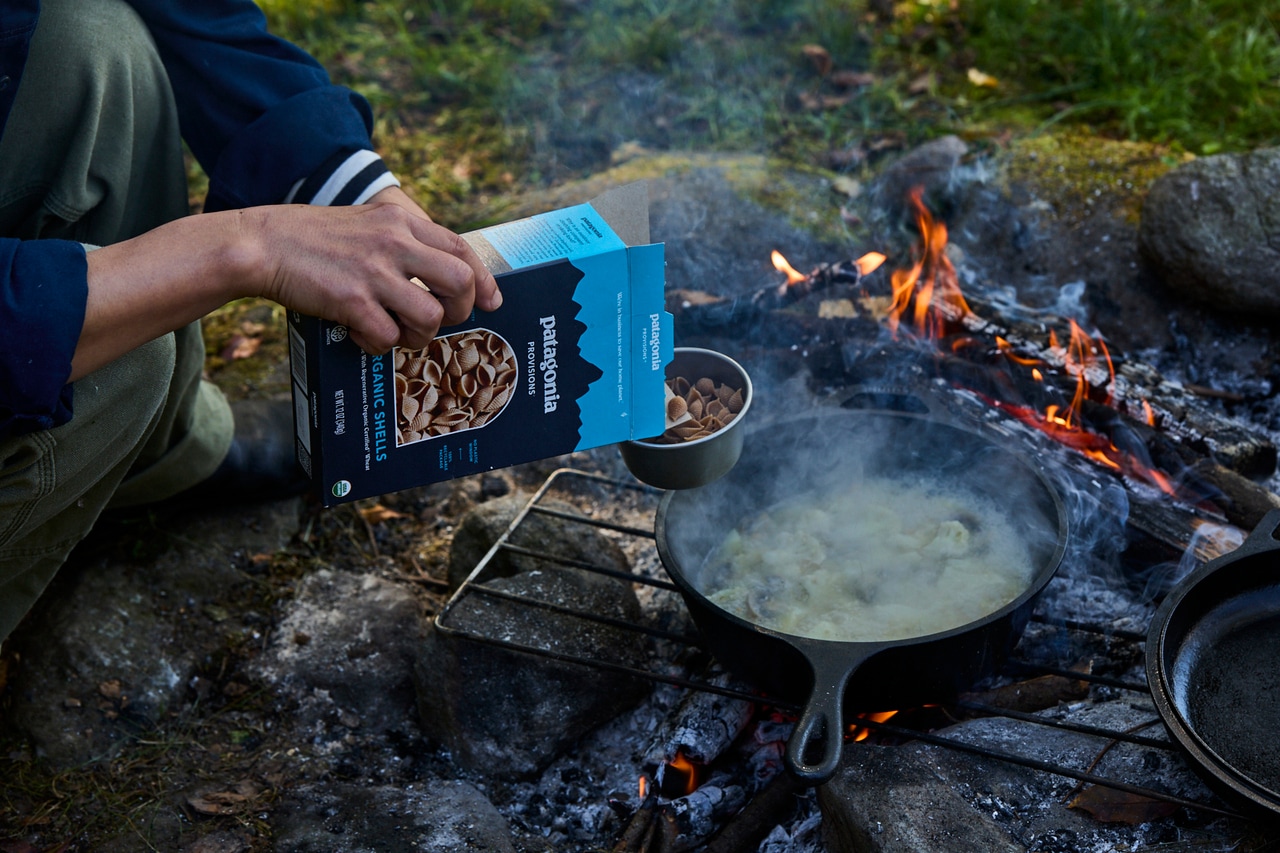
left=70, top=196, right=501, bottom=383
left=72, top=210, right=260, bottom=381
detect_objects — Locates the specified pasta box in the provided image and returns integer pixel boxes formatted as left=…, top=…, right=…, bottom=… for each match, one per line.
left=287, top=182, right=672, bottom=506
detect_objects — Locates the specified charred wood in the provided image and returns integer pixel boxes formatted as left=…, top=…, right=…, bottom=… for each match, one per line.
left=643, top=672, right=755, bottom=769
left=704, top=773, right=808, bottom=853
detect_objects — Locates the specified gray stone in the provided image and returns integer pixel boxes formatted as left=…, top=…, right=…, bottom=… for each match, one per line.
left=819, top=744, right=1025, bottom=853
left=1139, top=147, right=1280, bottom=316
left=820, top=697, right=1253, bottom=852
left=870, top=134, right=973, bottom=231
left=446, top=492, right=631, bottom=590
left=271, top=780, right=515, bottom=853
left=415, top=566, right=650, bottom=779
left=248, top=568, right=424, bottom=735
left=4, top=500, right=302, bottom=765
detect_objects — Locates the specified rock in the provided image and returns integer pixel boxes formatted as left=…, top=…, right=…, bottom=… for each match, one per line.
left=871, top=135, right=972, bottom=231
left=819, top=744, right=1024, bottom=853
left=3, top=501, right=301, bottom=765
left=446, top=492, right=631, bottom=590
left=1139, top=147, right=1280, bottom=316
left=414, top=566, right=650, bottom=779
left=248, top=568, right=423, bottom=736
left=271, top=780, right=515, bottom=853
left=820, top=698, right=1251, bottom=852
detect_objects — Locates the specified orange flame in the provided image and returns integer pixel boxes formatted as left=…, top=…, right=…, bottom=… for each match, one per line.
left=638, top=775, right=648, bottom=800
left=887, top=187, right=971, bottom=337
left=848, top=710, right=899, bottom=743
left=771, top=249, right=808, bottom=286
left=855, top=251, right=888, bottom=276
left=664, top=750, right=698, bottom=797
left=772, top=249, right=886, bottom=287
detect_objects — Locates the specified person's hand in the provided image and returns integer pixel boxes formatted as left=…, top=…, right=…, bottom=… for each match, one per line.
left=252, top=188, right=502, bottom=354
left=75, top=190, right=503, bottom=379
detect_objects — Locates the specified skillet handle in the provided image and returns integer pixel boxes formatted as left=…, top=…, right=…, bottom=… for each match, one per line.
left=785, top=653, right=859, bottom=785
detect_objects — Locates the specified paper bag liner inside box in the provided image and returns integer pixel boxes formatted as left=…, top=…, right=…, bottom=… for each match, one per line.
left=288, top=181, right=673, bottom=506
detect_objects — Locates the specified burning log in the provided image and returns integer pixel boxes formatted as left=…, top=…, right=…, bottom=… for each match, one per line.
left=643, top=672, right=756, bottom=771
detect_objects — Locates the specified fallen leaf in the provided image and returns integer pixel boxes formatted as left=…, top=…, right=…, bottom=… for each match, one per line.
left=801, top=43, right=832, bottom=76
left=831, top=175, right=862, bottom=199
left=1069, top=785, right=1179, bottom=824
left=967, top=67, right=1000, bottom=88
left=359, top=504, right=409, bottom=524
left=98, top=679, right=122, bottom=700
left=186, top=781, right=262, bottom=816
left=908, top=72, right=936, bottom=94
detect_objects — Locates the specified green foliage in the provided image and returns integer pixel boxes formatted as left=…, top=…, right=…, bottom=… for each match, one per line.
left=950, top=0, right=1280, bottom=152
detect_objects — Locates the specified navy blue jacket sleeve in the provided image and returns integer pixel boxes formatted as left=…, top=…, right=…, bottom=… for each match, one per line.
left=0, top=239, right=86, bottom=436
left=1, top=1, right=393, bottom=438
left=126, top=0, right=379, bottom=212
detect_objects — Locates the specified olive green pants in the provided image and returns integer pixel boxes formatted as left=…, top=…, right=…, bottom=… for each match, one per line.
left=0, top=0, right=235, bottom=641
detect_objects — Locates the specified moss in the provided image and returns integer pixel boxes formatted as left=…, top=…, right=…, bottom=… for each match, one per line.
left=999, top=130, right=1195, bottom=226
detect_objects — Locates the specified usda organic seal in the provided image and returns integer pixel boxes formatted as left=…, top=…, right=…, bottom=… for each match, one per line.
left=331, top=479, right=352, bottom=498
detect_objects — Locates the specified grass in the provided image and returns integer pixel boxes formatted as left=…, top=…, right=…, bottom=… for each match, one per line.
left=889, top=0, right=1280, bottom=154
left=245, top=0, right=1280, bottom=230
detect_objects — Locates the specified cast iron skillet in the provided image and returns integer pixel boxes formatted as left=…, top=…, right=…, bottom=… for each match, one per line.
left=1146, top=508, right=1280, bottom=822
left=655, top=407, right=1069, bottom=784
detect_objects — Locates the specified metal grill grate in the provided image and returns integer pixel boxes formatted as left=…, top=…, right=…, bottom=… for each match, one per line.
left=434, top=468, right=1244, bottom=821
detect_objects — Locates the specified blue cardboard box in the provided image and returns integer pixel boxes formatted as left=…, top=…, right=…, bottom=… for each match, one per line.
left=288, top=182, right=673, bottom=506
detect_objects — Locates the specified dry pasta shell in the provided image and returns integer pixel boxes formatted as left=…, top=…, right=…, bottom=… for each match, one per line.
left=401, top=394, right=420, bottom=423
left=456, top=372, right=479, bottom=399
left=410, top=411, right=434, bottom=432
left=471, top=386, right=494, bottom=412
left=424, top=361, right=444, bottom=385
left=484, top=387, right=511, bottom=413
left=420, top=385, right=439, bottom=412
left=471, top=411, right=491, bottom=427
left=687, top=396, right=704, bottom=420
left=394, top=350, right=408, bottom=370
left=694, top=377, right=717, bottom=396
left=475, top=362, right=496, bottom=386
left=455, top=343, right=481, bottom=374
left=404, top=357, right=429, bottom=379
left=667, top=395, right=688, bottom=422
left=671, top=376, right=691, bottom=396
left=495, top=368, right=516, bottom=387
left=727, top=389, right=744, bottom=413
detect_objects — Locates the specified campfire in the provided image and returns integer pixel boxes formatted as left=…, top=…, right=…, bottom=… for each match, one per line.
left=430, top=185, right=1277, bottom=852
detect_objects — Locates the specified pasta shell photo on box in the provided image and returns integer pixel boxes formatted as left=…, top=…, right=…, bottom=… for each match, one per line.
left=394, top=329, right=518, bottom=445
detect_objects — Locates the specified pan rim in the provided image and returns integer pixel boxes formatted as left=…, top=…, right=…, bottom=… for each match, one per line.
left=1149, top=560, right=1280, bottom=813
left=656, top=406, right=1070, bottom=650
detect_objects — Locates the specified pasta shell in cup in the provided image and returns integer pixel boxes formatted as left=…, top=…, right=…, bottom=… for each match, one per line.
left=619, top=347, right=753, bottom=490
